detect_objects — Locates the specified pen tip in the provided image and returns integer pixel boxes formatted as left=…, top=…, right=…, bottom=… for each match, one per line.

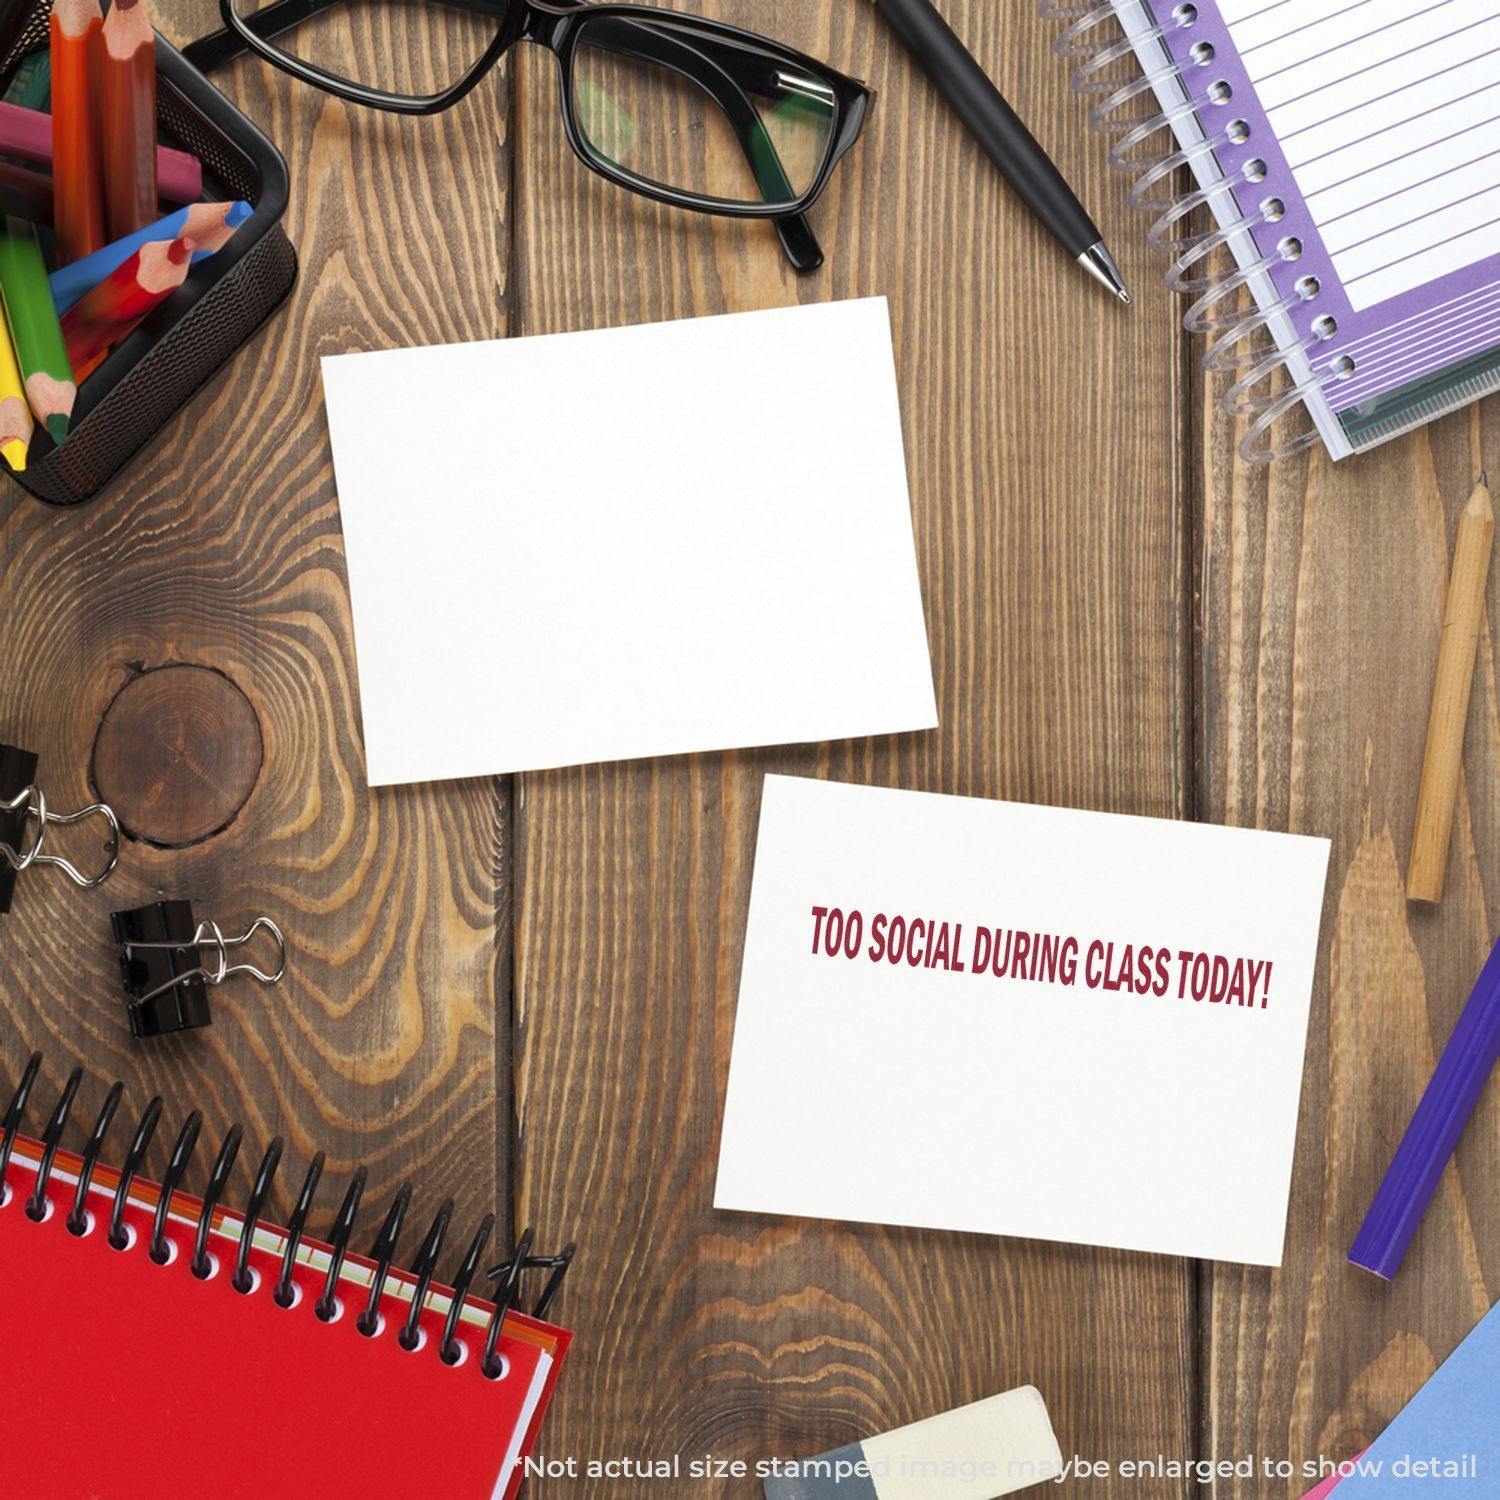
left=1078, top=242, right=1130, bottom=304
left=1480, top=470, right=1488, bottom=487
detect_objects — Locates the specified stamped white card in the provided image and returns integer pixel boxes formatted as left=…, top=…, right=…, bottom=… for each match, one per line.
left=715, top=775, right=1332, bottom=1266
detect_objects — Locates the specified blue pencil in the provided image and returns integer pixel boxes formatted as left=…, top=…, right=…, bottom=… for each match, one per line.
left=50, top=199, right=251, bottom=314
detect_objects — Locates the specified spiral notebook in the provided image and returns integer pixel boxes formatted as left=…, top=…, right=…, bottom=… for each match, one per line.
left=0, top=1058, right=573, bottom=1500
left=1053, top=0, right=1500, bottom=461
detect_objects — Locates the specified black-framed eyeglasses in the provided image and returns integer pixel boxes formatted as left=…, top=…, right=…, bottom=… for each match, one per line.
left=183, top=0, right=873, bottom=272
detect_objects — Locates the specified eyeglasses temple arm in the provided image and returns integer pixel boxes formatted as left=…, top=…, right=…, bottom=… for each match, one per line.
left=181, top=2, right=824, bottom=271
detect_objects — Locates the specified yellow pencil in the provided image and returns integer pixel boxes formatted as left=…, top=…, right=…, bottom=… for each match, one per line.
left=0, top=311, right=32, bottom=470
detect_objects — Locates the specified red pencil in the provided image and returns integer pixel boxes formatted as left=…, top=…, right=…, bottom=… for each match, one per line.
left=50, top=0, right=106, bottom=263
left=61, top=234, right=192, bottom=380
left=101, top=0, right=157, bottom=240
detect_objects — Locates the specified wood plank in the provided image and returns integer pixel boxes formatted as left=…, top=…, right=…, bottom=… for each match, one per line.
left=1200, top=364, right=1500, bottom=1484
left=0, top=8, right=512, bottom=1255
left=510, top=2, right=1197, bottom=1490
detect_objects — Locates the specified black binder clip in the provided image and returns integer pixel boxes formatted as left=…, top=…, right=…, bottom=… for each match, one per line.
left=111, top=899, right=287, bottom=1038
left=1, top=742, right=120, bottom=915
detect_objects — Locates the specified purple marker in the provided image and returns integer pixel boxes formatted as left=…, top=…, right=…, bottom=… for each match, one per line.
left=1349, top=936, right=1500, bottom=1279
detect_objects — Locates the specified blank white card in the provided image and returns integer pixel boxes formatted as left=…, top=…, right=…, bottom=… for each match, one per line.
left=322, top=299, right=937, bottom=786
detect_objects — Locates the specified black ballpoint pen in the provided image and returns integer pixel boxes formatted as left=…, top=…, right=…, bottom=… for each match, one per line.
left=871, top=0, right=1131, bottom=303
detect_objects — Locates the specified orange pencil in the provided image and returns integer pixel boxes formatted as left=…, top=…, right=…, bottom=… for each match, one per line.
left=102, top=0, right=157, bottom=240
left=61, top=234, right=192, bottom=381
left=50, top=0, right=106, bottom=264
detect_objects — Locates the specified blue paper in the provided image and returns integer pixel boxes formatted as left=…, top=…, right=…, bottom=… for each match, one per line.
left=1328, top=1299, right=1498, bottom=1493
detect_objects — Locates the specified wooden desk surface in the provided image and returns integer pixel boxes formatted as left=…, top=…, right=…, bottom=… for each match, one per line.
left=1, top=2, right=1496, bottom=1494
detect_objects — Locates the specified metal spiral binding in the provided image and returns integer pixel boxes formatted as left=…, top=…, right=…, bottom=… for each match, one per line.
left=0, top=1054, right=576, bottom=1378
left=1042, top=0, right=1336, bottom=462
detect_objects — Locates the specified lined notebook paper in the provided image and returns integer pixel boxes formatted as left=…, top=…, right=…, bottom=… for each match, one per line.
left=1233, top=0, right=1499, bottom=311
left=1059, top=0, right=1500, bottom=460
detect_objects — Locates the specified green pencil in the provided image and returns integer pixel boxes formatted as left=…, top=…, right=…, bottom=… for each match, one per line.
left=0, top=218, right=74, bottom=443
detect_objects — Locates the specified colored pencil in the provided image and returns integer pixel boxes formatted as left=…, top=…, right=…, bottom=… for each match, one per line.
left=51, top=200, right=250, bottom=314
left=0, top=218, right=74, bottom=442
left=101, top=0, right=157, bottom=240
left=1407, top=472, right=1495, bottom=904
left=0, top=313, right=32, bottom=469
left=1349, top=936, right=1500, bottom=1279
left=0, top=101, right=200, bottom=204
left=0, top=158, right=57, bottom=224
left=61, top=233, right=192, bottom=379
left=50, top=0, right=106, bottom=263
left=0, top=158, right=199, bottom=232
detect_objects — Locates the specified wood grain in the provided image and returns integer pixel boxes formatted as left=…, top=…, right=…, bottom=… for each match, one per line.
left=92, top=662, right=264, bottom=845
left=0, top=0, right=514, bottom=1277
left=511, top=2, right=1197, bottom=1492
left=3, top=0, right=1493, bottom=1491
left=1199, top=337, right=1500, bottom=1487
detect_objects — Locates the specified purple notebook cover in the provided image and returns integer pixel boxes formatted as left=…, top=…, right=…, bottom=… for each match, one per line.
left=1141, top=0, right=1500, bottom=422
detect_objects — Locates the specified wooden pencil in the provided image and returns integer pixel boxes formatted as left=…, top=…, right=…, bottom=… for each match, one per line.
left=0, top=158, right=200, bottom=232
left=0, top=101, right=201, bottom=204
left=61, top=233, right=192, bottom=379
left=0, top=312, right=33, bottom=470
left=51, top=200, right=249, bottom=314
left=50, top=0, right=106, bottom=263
left=0, top=218, right=74, bottom=443
left=1407, top=472, right=1495, bottom=904
left=101, top=0, right=157, bottom=240
left=0, top=158, right=58, bottom=225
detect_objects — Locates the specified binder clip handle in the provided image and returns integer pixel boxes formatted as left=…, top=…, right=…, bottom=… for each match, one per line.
left=0, top=784, right=121, bottom=890
left=127, top=916, right=288, bottom=1004
left=113, top=901, right=287, bottom=1039
left=210, top=915, right=288, bottom=988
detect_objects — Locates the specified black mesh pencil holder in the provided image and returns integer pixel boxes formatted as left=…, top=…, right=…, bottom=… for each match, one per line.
left=0, top=22, right=296, bottom=507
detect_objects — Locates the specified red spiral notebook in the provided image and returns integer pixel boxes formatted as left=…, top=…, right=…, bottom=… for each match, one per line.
left=0, top=1114, right=571, bottom=1499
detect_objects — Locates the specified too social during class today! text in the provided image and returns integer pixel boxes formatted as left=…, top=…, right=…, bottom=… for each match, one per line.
left=807, top=905, right=1276, bottom=1009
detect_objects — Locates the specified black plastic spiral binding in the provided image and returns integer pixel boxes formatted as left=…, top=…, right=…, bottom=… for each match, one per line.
left=357, top=1183, right=410, bottom=1336
left=2, top=1054, right=574, bottom=1373
left=0, top=1049, right=40, bottom=1205
left=484, top=1226, right=533, bottom=1376
left=315, top=1165, right=366, bottom=1320
left=67, top=1080, right=122, bottom=1235
left=441, top=1213, right=494, bottom=1366
left=25, top=1065, right=81, bottom=1221
left=234, top=1135, right=283, bottom=1293
left=151, top=1111, right=203, bottom=1263
left=398, top=1195, right=452, bottom=1351
left=192, top=1125, right=243, bottom=1278
left=108, top=1095, right=162, bottom=1250
left=275, top=1149, right=324, bottom=1308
